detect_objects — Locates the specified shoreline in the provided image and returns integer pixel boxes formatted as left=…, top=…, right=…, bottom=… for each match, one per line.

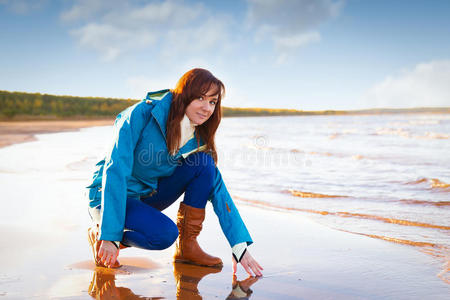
left=0, top=122, right=449, bottom=298
left=0, top=119, right=114, bottom=148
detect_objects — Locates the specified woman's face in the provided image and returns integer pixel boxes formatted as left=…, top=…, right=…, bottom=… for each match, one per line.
left=185, top=86, right=219, bottom=125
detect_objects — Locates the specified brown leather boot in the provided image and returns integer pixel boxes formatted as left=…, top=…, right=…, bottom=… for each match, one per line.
left=174, top=203, right=223, bottom=267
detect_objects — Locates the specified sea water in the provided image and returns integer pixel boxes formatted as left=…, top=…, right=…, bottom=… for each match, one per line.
left=215, top=113, right=450, bottom=284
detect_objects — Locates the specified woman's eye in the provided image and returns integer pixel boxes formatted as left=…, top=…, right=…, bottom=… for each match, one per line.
left=210, top=101, right=217, bottom=105
left=199, top=97, right=204, bottom=101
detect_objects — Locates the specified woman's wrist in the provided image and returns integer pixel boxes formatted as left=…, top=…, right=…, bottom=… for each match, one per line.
left=232, top=242, right=247, bottom=262
left=101, top=240, right=120, bottom=249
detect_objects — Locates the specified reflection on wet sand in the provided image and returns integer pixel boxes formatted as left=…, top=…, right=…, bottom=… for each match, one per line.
left=226, top=275, right=259, bottom=300
left=88, top=268, right=164, bottom=299
left=173, top=262, right=222, bottom=300
left=173, top=262, right=259, bottom=300
left=87, top=262, right=260, bottom=299
left=173, top=262, right=260, bottom=299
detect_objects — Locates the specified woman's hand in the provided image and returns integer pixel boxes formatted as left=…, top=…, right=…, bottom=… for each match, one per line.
left=97, top=240, right=119, bottom=268
left=232, top=250, right=263, bottom=277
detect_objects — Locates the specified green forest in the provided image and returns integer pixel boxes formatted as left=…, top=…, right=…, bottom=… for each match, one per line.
left=0, top=90, right=136, bottom=119
left=0, top=90, right=317, bottom=120
left=1, top=90, right=448, bottom=120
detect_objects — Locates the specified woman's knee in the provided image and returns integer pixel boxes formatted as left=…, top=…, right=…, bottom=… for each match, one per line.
left=185, top=152, right=215, bottom=176
left=153, top=221, right=179, bottom=250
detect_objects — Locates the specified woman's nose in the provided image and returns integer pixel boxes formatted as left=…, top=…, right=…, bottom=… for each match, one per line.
left=203, top=101, right=213, bottom=112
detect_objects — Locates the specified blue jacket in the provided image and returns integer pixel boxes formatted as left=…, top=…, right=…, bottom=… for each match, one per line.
left=87, top=90, right=253, bottom=248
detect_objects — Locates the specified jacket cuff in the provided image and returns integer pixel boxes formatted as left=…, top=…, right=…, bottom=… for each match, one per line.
left=232, top=242, right=247, bottom=262
left=98, top=231, right=123, bottom=242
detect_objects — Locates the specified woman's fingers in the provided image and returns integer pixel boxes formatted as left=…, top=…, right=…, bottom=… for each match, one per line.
left=112, top=251, right=119, bottom=266
left=253, top=258, right=263, bottom=270
left=242, top=260, right=255, bottom=276
left=247, top=261, right=261, bottom=277
left=248, top=258, right=263, bottom=276
left=250, top=261, right=263, bottom=276
left=102, top=251, right=109, bottom=264
left=240, top=250, right=263, bottom=277
left=109, top=253, right=118, bottom=268
left=107, top=250, right=118, bottom=267
left=108, top=254, right=116, bottom=267
left=242, top=262, right=253, bottom=276
left=106, top=255, right=112, bottom=267
left=97, top=245, right=104, bottom=260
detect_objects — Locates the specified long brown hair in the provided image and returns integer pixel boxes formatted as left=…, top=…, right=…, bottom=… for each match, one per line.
left=167, top=68, right=225, bottom=163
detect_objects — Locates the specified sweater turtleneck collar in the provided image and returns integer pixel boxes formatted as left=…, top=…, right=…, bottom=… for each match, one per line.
left=180, top=114, right=196, bottom=148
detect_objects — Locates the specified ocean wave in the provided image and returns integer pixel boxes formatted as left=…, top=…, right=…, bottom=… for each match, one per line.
left=288, top=189, right=450, bottom=207
left=338, top=229, right=437, bottom=247
left=234, top=195, right=450, bottom=230
left=334, top=211, right=450, bottom=230
left=418, top=132, right=450, bottom=139
left=307, top=151, right=334, bottom=156
left=288, top=187, right=449, bottom=207
left=329, top=133, right=339, bottom=139
left=405, top=177, right=450, bottom=190
left=328, top=128, right=359, bottom=139
left=374, top=127, right=411, bottom=138
left=408, top=119, right=441, bottom=125
left=373, top=127, right=449, bottom=140
left=287, top=189, right=346, bottom=198
left=304, top=150, right=366, bottom=160
left=399, top=199, right=450, bottom=207
left=245, top=146, right=368, bottom=162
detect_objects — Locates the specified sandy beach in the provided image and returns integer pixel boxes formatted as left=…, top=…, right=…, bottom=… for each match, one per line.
left=0, top=120, right=114, bottom=148
left=0, top=121, right=449, bottom=299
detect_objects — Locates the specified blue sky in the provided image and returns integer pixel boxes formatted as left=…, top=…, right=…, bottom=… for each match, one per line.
left=1, top=0, right=449, bottom=110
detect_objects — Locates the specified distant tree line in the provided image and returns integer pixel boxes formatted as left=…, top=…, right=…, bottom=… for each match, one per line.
left=221, top=107, right=344, bottom=116
left=1, top=90, right=448, bottom=120
left=0, top=90, right=136, bottom=119
left=0, top=90, right=313, bottom=120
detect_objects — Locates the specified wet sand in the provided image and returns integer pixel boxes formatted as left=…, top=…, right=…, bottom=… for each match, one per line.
left=0, top=125, right=449, bottom=299
left=1, top=202, right=449, bottom=299
left=0, top=119, right=114, bottom=148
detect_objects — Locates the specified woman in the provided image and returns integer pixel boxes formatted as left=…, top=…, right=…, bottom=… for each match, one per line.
left=86, top=68, right=263, bottom=277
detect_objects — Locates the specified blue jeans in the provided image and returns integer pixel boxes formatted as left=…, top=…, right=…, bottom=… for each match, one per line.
left=89, top=152, right=215, bottom=250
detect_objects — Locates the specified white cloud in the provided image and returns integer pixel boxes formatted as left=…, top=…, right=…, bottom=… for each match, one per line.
left=60, top=0, right=116, bottom=21
left=246, top=0, right=343, bottom=62
left=71, top=23, right=158, bottom=61
left=163, top=16, right=233, bottom=59
left=363, top=60, right=450, bottom=108
left=247, top=0, right=342, bottom=33
left=61, top=0, right=343, bottom=63
left=274, top=31, right=321, bottom=64
left=0, top=0, right=48, bottom=14
left=62, top=0, right=230, bottom=61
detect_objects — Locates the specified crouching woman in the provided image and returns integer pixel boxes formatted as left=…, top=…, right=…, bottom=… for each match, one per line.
left=86, top=68, right=263, bottom=276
